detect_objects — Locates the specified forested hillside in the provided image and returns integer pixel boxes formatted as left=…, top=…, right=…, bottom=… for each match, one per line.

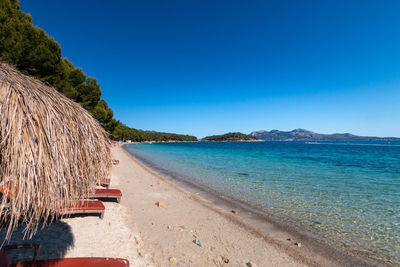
left=202, top=132, right=259, bottom=141
left=0, top=0, right=197, bottom=142
left=250, top=129, right=400, bottom=141
left=113, top=123, right=197, bottom=142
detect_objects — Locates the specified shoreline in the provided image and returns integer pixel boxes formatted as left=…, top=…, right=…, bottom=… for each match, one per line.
left=116, top=145, right=384, bottom=266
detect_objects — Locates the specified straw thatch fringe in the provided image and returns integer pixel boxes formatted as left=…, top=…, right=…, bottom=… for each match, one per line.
left=0, top=62, right=111, bottom=240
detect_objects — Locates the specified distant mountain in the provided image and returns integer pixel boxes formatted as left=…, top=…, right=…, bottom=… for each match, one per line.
left=250, top=129, right=400, bottom=141
left=202, top=132, right=260, bottom=142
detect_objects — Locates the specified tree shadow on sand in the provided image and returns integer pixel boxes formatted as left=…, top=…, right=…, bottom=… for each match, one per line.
left=0, top=221, right=74, bottom=263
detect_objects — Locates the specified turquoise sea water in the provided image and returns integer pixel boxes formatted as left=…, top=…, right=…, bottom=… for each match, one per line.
left=125, top=141, right=400, bottom=265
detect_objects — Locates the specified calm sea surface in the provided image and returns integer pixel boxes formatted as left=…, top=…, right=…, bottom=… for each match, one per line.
left=125, top=141, right=400, bottom=265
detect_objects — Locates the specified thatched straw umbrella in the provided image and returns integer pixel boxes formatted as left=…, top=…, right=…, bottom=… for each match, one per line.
left=0, top=62, right=111, bottom=240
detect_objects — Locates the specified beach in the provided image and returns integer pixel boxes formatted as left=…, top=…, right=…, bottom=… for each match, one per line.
left=110, top=145, right=351, bottom=267
left=2, top=1, right=398, bottom=266
left=1, top=144, right=383, bottom=266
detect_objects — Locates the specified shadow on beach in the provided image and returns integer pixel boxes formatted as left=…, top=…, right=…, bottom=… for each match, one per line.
left=0, top=221, right=74, bottom=262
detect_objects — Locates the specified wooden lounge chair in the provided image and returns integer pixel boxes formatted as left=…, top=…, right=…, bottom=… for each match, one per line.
left=0, top=245, right=129, bottom=266
left=1, top=187, right=105, bottom=219
left=59, top=200, right=105, bottom=219
left=15, top=257, right=129, bottom=266
left=89, top=189, right=122, bottom=203
left=98, top=178, right=110, bottom=188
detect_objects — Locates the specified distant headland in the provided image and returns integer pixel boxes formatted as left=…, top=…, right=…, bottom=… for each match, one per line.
left=201, top=132, right=260, bottom=142
left=250, top=129, right=400, bottom=141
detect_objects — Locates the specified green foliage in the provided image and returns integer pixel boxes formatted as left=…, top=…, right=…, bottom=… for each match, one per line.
left=111, top=123, right=197, bottom=142
left=0, top=1, right=61, bottom=80
left=0, top=0, right=197, bottom=142
left=202, top=132, right=259, bottom=142
left=111, top=123, right=144, bottom=142
left=75, top=78, right=101, bottom=111
left=91, top=100, right=118, bottom=133
left=0, top=0, right=112, bottom=127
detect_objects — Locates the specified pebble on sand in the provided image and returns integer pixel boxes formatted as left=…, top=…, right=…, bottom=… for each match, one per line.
left=156, top=201, right=164, bottom=207
left=169, top=257, right=177, bottom=263
left=294, top=242, right=302, bottom=247
left=246, top=261, right=257, bottom=267
left=221, top=256, right=229, bottom=263
left=231, top=210, right=239, bottom=215
left=193, top=239, right=203, bottom=247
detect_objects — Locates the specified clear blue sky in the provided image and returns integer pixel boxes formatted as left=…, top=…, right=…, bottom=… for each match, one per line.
left=21, top=0, right=400, bottom=138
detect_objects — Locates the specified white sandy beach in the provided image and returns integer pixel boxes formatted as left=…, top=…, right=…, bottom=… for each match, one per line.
left=109, top=146, right=340, bottom=267
left=2, top=145, right=362, bottom=266
left=1, top=178, right=151, bottom=266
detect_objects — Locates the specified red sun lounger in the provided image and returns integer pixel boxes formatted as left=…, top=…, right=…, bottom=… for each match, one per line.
left=59, top=200, right=105, bottom=219
left=98, top=178, right=110, bottom=188
left=112, top=159, right=119, bottom=165
left=13, top=257, right=129, bottom=267
left=1, top=187, right=106, bottom=219
left=1, top=245, right=129, bottom=267
left=89, top=189, right=122, bottom=203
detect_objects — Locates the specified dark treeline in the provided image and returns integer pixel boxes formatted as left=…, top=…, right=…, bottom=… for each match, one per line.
left=113, top=123, right=197, bottom=142
left=0, top=0, right=197, bottom=142
left=201, top=132, right=259, bottom=141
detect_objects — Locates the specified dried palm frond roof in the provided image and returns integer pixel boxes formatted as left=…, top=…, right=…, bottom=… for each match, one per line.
left=0, top=62, right=111, bottom=240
